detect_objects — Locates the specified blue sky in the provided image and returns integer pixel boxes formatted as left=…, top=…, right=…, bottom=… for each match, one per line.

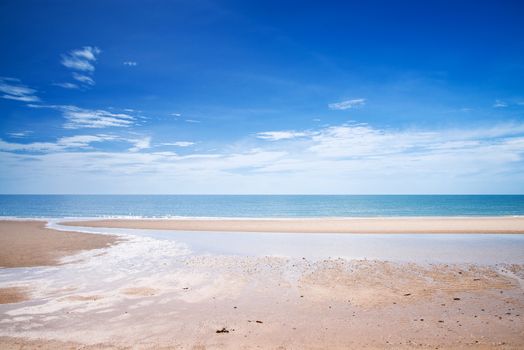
left=1, top=0, right=523, bottom=194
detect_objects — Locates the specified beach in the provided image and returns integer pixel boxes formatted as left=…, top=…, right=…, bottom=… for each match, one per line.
left=0, top=219, right=523, bottom=348
left=65, top=216, right=524, bottom=233
left=2, top=0, right=524, bottom=346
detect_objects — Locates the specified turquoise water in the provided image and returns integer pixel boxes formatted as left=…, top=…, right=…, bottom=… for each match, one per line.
left=1, top=195, right=523, bottom=218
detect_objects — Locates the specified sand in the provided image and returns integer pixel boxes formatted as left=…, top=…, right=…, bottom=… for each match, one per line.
left=0, top=220, right=119, bottom=268
left=64, top=216, right=524, bottom=233
left=1, top=220, right=523, bottom=349
left=1, top=256, right=523, bottom=349
left=0, top=287, right=28, bottom=305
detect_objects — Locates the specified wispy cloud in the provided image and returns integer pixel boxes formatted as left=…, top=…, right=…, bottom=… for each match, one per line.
left=256, top=131, right=310, bottom=141
left=62, top=106, right=135, bottom=129
left=58, top=134, right=117, bottom=148
left=58, top=46, right=100, bottom=89
left=328, top=98, right=366, bottom=110
left=123, top=61, right=138, bottom=66
left=53, top=82, right=79, bottom=89
left=7, top=131, right=33, bottom=138
left=61, top=46, right=100, bottom=72
left=72, top=73, right=95, bottom=86
left=0, top=77, right=40, bottom=102
left=129, top=137, right=151, bottom=152
left=0, top=134, right=116, bottom=152
left=161, top=141, right=195, bottom=147
left=29, top=104, right=136, bottom=129
left=493, top=99, right=508, bottom=108
left=185, top=119, right=200, bottom=123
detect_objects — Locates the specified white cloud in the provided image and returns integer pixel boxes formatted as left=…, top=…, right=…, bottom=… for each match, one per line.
left=185, top=119, right=200, bottom=123
left=0, top=134, right=115, bottom=152
left=7, top=131, right=32, bottom=138
left=0, top=77, right=40, bottom=102
left=53, top=82, right=79, bottom=89
left=129, top=137, right=152, bottom=152
left=328, top=98, right=366, bottom=110
left=72, top=73, right=95, bottom=86
left=161, top=141, right=195, bottom=147
left=62, top=106, right=135, bottom=129
left=307, top=122, right=524, bottom=159
left=0, top=140, right=59, bottom=152
left=1, top=122, right=523, bottom=194
left=493, top=100, right=508, bottom=108
left=123, top=61, right=138, bottom=66
left=29, top=104, right=136, bottom=129
left=171, top=113, right=182, bottom=117
left=57, top=134, right=116, bottom=148
left=61, top=46, right=100, bottom=72
left=60, top=46, right=100, bottom=88
left=256, top=131, right=310, bottom=141
left=308, top=124, right=405, bottom=158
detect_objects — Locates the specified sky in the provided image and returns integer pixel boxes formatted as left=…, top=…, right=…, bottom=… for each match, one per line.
left=0, top=0, right=523, bottom=194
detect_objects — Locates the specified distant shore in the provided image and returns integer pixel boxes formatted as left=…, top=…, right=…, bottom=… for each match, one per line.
left=62, top=216, right=524, bottom=233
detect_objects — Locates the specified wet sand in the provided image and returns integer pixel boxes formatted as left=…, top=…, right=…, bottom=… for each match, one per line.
left=0, top=287, right=28, bottom=305
left=0, top=221, right=523, bottom=349
left=0, top=221, right=119, bottom=268
left=1, top=257, right=523, bottom=349
left=65, top=216, right=524, bottom=233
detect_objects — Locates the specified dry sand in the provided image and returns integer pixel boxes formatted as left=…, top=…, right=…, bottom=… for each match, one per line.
left=65, top=216, right=524, bottom=233
left=0, top=220, right=119, bottom=268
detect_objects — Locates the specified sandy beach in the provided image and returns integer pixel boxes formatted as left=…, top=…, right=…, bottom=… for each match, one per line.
left=65, top=216, right=524, bottom=233
left=1, top=219, right=523, bottom=349
left=0, top=221, right=119, bottom=268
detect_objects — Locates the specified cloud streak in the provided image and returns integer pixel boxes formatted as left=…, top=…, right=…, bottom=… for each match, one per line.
left=493, top=100, right=508, bottom=108
left=61, top=46, right=101, bottom=72
left=0, top=134, right=116, bottom=152
left=72, top=73, right=95, bottom=86
left=0, top=77, right=40, bottom=102
left=29, top=104, right=136, bottom=129
left=256, top=131, right=310, bottom=141
left=61, top=106, right=135, bottom=129
left=53, top=82, right=79, bottom=89
left=328, top=98, right=366, bottom=110
left=161, top=141, right=195, bottom=147
left=58, top=46, right=100, bottom=89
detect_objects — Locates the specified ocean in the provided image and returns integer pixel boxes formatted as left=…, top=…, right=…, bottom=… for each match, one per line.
left=1, top=195, right=523, bottom=218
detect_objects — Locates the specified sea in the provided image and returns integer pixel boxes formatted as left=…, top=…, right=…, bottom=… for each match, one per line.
left=0, top=195, right=523, bottom=218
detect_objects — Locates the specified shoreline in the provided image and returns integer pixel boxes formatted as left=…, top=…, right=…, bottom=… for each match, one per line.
left=60, top=216, right=524, bottom=234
